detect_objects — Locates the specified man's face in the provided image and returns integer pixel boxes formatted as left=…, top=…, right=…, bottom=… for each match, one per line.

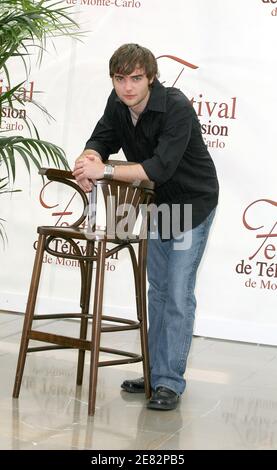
left=112, top=67, right=154, bottom=109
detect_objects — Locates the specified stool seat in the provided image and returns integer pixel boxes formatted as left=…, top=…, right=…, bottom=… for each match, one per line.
left=13, top=164, right=154, bottom=415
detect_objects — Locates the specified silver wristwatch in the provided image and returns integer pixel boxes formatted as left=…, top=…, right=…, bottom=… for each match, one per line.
left=103, top=164, right=115, bottom=180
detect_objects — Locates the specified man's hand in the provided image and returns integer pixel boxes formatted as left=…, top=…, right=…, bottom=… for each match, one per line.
left=73, top=149, right=150, bottom=189
left=73, top=150, right=103, bottom=192
left=73, top=154, right=105, bottom=191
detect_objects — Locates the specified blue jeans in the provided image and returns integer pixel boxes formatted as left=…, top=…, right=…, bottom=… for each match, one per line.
left=147, top=208, right=216, bottom=395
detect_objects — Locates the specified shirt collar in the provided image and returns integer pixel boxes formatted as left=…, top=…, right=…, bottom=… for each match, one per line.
left=146, top=78, right=167, bottom=113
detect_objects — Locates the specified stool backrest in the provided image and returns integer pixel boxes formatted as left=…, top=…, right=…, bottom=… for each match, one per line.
left=94, top=178, right=154, bottom=240
left=39, top=163, right=155, bottom=241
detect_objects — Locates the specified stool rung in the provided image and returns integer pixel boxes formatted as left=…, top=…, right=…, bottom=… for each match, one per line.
left=32, top=313, right=140, bottom=327
left=98, top=356, right=143, bottom=367
left=28, top=345, right=71, bottom=352
left=27, top=332, right=143, bottom=365
left=33, top=313, right=91, bottom=320
left=29, top=330, right=91, bottom=350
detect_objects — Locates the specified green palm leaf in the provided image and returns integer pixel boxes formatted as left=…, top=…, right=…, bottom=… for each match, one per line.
left=0, top=218, right=8, bottom=248
left=0, top=136, right=69, bottom=182
left=0, top=1, right=82, bottom=245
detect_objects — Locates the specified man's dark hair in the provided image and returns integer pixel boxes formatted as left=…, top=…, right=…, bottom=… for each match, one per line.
left=109, top=43, right=158, bottom=80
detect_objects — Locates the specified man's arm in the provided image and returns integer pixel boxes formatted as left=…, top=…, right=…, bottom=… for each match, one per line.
left=84, top=91, right=122, bottom=161
left=113, top=163, right=149, bottom=182
left=73, top=154, right=149, bottom=189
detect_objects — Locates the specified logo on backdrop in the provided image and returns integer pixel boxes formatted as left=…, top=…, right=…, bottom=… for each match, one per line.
left=157, top=55, right=238, bottom=152
left=0, top=79, right=34, bottom=132
left=66, top=0, right=142, bottom=8
left=34, top=181, right=118, bottom=271
left=261, top=0, right=277, bottom=16
left=235, top=199, right=277, bottom=291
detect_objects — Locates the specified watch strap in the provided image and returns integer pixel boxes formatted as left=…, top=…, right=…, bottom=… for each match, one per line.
left=103, top=164, right=115, bottom=180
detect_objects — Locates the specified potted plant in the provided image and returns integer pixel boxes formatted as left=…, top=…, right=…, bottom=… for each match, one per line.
left=0, top=0, right=80, bottom=245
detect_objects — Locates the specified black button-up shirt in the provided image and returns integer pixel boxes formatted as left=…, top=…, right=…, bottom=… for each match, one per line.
left=85, top=79, right=219, bottom=235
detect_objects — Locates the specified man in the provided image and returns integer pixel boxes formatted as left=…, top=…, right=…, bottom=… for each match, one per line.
left=73, top=43, right=219, bottom=411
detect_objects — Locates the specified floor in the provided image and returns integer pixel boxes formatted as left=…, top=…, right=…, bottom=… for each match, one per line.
left=0, top=310, right=277, bottom=450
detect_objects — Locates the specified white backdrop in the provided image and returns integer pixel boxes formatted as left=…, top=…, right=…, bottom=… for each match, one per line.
left=1, top=0, right=276, bottom=345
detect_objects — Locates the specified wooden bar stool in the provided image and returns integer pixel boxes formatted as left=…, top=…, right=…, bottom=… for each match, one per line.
left=13, top=163, right=154, bottom=415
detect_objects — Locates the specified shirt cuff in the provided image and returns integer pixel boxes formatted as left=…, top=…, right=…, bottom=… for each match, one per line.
left=141, top=158, right=165, bottom=185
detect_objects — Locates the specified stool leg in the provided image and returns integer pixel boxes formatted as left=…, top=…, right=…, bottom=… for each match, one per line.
left=77, top=241, right=94, bottom=385
left=88, top=239, right=106, bottom=415
left=128, top=242, right=151, bottom=399
left=13, top=234, right=46, bottom=398
left=138, top=240, right=151, bottom=399
left=127, top=245, right=141, bottom=320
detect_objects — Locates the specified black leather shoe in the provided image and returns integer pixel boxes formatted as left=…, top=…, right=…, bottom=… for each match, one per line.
left=147, top=386, right=179, bottom=410
left=121, top=377, right=145, bottom=393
